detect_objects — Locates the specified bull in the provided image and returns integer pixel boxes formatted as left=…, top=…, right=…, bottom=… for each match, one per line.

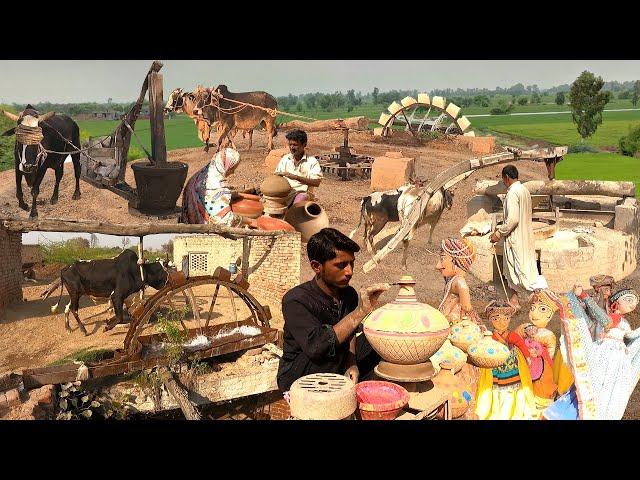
left=1, top=105, right=81, bottom=218
left=45, top=249, right=171, bottom=335
left=349, top=185, right=454, bottom=268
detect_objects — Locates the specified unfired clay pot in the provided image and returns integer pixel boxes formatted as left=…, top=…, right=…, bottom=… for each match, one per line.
left=449, top=319, right=483, bottom=352
left=467, top=331, right=510, bottom=368
left=363, top=276, right=450, bottom=365
left=432, top=361, right=472, bottom=419
left=283, top=201, right=329, bottom=242
left=260, top=175, right=292, bottom=197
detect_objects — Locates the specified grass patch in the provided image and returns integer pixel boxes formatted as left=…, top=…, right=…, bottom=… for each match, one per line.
left=556, top=152, right=640, bottom=196
left=48, top=347, right=114, bottom=366
left=40, top=241, right=171, bottom=265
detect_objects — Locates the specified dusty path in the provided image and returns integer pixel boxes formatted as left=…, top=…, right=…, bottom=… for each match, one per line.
left=1, top=129, right=639, bottom=417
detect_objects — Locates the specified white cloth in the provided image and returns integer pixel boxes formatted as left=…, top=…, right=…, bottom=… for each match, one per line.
left=203, top=148, right=242, bottom=227
left=274, top=153, right=323, bottom=196
left=497, top=181, right=539, bottom=292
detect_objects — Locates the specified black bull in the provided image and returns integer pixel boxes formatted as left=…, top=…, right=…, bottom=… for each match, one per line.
left=48, top=249, right=170, bottom=335
left=2, top=107, right=81, bottom=218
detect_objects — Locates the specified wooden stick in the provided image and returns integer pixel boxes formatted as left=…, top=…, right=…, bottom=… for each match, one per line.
left=159, top=367, right=201, bottom=420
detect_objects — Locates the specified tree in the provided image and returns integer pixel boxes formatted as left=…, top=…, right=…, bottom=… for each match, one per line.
left=89, top=233, right=99, bottom=248
left=372, top=87, right=379, bottom=104
left=633, top=80, right=640, bottom=107
left=473, top=95, right=490, bottom=107
left=67, top=237, right=90, bottom=249
left=555, top=91, right=566, bottom=105
left=531, top=92, right=541, bottom=104
left=304, top=93, right=316, bottom=110
left=296, top=102, right=303, bottom=112
left=619, top=123, right=640, bottom=157
left=518, top=97, right=528, bottom=106
left=121, top=237, right=131, bottom=249
left=569, top=70, right=612, bottom=140
left=161, top=239, right=174, bottom=255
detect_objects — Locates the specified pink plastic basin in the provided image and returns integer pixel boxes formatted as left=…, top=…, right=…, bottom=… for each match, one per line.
left=355, top=381, right=409, bottom=420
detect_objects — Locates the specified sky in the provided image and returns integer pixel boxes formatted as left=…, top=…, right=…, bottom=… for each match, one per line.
left=22, top=231, right=177, bottom=250
left=1, top=60, right=639, bottom=104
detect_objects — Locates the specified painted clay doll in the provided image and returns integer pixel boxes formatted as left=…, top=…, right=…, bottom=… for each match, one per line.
left=475, top=300, right=537, bottom=420
left=543, top=286, right=640, bottom=420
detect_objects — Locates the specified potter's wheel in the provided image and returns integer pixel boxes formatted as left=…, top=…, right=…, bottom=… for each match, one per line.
left=374, top=361, right=436, bottom=383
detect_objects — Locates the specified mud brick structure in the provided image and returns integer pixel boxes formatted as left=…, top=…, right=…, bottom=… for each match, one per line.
left=454, top=135, right=496, bottom=154
left=370, top=151, right=415, bottom=192
left=0, top=228, right=23, bottom=311
left=173, top=232, right=301, bottom=306
left=263, top=148, right=289, bottom=173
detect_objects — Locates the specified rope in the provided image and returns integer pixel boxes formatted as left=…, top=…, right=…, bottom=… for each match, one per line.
left=492, top=245, right=510, bottom=301
left=15, top=125, right=44, bottom=145
left=206, top=93, right=321, bottom=122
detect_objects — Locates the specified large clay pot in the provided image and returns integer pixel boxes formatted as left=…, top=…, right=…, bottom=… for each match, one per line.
left=432, top=361, right=472, bottom=419
left=260, top=175, right=292, bottom=197
left=283, top=201, right=329, bottom=242
left=467, top=331, right=510, bottom=368
left=262, top=194, right=289, bottom=215
left=449, top=319, right=483, bottom=352
left=255, top=215, right=296, bottom=232
left=131, top=161, right=188, bottom=215
left=363, top=276, right=450, bottom=365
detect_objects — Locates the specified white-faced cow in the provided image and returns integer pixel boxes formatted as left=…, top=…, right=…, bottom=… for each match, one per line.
left=1, top=106, right=81, bottom=218
left=197, top=85, right=278, bottom=152
left=349, top=185, right=454, bottom=268
left=45, top=249, right=171, bottom=335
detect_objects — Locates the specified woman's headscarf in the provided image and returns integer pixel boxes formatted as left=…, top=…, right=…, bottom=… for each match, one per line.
left=206, top=147, right=241, bottom=189
left=441, top=237, right=476, bottom=273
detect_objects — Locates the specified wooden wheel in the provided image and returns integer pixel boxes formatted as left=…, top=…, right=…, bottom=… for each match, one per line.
left=376, top=94, right=473, bottom=138
left=122, top=275, right=271, bottom=357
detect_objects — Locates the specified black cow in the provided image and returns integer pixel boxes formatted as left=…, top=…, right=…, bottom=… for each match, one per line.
left=47, top=250, right=170, bottom=335
left=2, top=105, right=81, bottom=218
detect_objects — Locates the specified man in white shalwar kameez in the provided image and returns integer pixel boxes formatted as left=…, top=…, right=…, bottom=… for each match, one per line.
left=490, top=165, right=544, bottom=310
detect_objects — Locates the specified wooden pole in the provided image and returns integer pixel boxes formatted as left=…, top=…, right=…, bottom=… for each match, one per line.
left=241, top=237, right=250, bottom=278
left=148, top=71, right=167, bottom=166
left=159, top=367, right=201, bottom=420
left=1, top=217, right=293, bottom=238
left=138, top=236, right=144, bottom=301
left=474, top=179, right=636, bottom=198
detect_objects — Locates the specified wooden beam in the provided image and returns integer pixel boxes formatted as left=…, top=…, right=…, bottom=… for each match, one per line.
left=159, top=367, right=201, bottom=420
left=148, top=71, right=167, bottom=165
left=474, top=179, right=635, bottom=198
left=278, top=116, right=370, bottom=132
left=1, top=217, right=294, bottom=238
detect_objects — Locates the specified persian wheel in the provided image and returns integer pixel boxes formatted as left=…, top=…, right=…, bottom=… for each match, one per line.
left=122, top=274, right=271, bottom=357
left=374, top=94, right=474, bottom=138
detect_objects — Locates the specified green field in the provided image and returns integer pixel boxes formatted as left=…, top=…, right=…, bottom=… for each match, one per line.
left=556, top=153, right=640, bottom=187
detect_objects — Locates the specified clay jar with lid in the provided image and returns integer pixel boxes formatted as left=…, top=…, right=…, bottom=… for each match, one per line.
left=448, top=319, right=483, bottom=353
left=467, top=331, right=510, bottom=368
left=432, top=361, right=472, bottom=419
left=363, top=276, right=450, bottom=365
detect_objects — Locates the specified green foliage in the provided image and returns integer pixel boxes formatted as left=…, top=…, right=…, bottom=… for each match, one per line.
left=556, top=153, right=640, bottom=196
left=155, top=307, right=189, bottom=366
left=473, top=95, right=490, bottom=107
left=517, top=97, right=529, bottom=106
left=372, top=87, right=379, bottom=104
left=618, top=123, right=640, bottom=157
left=531, top=92, right=542, bottom=104
left=49, top=348, right=114, bottom=366
left=567, top=143, right=599, bottom=154
left=569, top=71, right=612, bottom=139
left=633, top=81, right=640, bottom=107
left=0, top=104, right=17, bottom=171
left=490, top=98, right=515, bottom=115
left=555, top=91, right=566, bottom=105
left=39, top=240, right=123, bottom=265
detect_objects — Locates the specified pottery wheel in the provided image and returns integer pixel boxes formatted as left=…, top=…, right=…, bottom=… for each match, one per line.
left=289, top=373, right=357, bottom=420
left=374, top=361, right=435, bottom=383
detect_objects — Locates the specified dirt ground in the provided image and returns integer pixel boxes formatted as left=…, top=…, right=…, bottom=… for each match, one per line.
left=1, top=129, right=639, bottom=418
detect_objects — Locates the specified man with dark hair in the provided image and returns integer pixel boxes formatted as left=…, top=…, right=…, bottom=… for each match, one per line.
left=275, top=128, right=323, bottom=205
left=277, top=227, right=389, bottom=392
left=490, top=165, right=545, bottom=310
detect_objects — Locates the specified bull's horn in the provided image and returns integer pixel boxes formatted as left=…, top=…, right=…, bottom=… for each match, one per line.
left=38, top=111, right=55, bottom=123
left=2, top=110, right=20, bottom=122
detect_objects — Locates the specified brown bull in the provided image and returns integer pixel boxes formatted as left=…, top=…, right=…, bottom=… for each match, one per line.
left=198, top=85, right=278, bottom=152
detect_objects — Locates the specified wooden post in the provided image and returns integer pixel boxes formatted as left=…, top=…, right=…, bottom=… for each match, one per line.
left=242, top=237, right=251, bottom=278
left=115, top=61, right=163, bottom=181
left=159, top=367, right=201, bottom=420
left=148, top=71, right=167, bottom=166
left=138, top=236, right=144, bottom=301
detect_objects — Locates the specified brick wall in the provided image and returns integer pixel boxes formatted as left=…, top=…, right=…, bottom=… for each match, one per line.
left=0, top=229, right=22, bottom=312
left=253, top=391, right=291, bottom=420
left=173, top=233, right=301, bottom=307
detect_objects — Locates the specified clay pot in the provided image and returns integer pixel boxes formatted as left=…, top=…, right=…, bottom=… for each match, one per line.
left=467, top=331, right=510, bottom=368
left=260, top=175, right=292, bottom=197
left=230, top=198, right=264, bottom=219
left=283, top=201, right=329, bottom=242
left=255, top=215, right=296, bottom=232
left=290, top=373, right=357, bottom=420
left=262, top=194, right=290, bottom=215
left=355, top=381, right=409, bottom=420
left=430, top=339, right=467, bottom=373
left=363, top=276, right=450, bottom=365
left=449, top=319, right=483, bottom=352
left=431, top=361, right=472, bottom=419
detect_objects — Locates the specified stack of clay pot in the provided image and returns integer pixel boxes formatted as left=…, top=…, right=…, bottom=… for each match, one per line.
left=230, top=192, right=263, bottom=220
left=260, top=175, right=292, bottom=216
left=289, top=373, right=357, bottom=420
